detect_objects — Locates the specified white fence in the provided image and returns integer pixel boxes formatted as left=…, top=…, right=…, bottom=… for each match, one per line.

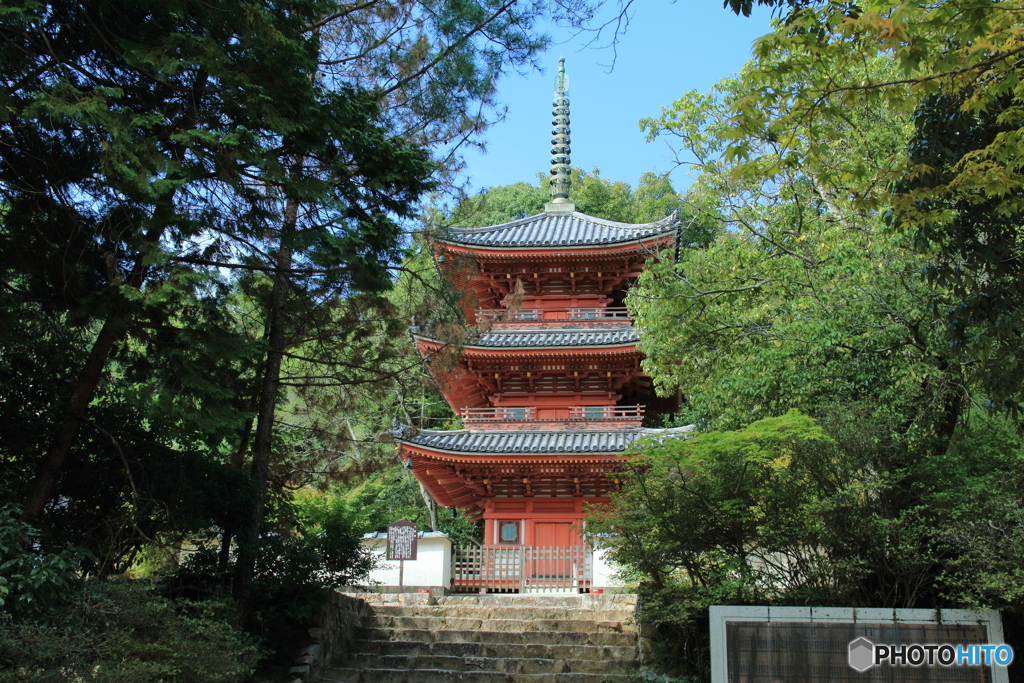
left=451, top=545, right=592, bottom=593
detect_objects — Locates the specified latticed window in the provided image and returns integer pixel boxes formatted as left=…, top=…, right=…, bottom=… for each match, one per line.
left=499, top=521, right=520, bottom=544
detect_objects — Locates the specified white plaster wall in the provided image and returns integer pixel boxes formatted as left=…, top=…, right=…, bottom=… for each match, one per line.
left=361, top=534, right=452, bottom=588
left=591, top=546, right=625, bottom=588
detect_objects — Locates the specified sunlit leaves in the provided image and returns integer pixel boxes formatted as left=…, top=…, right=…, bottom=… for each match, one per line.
left=630, top=58, right=966, bottom=443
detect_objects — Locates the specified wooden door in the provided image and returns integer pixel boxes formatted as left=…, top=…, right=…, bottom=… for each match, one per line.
left=531, top=522, right=579, bottom=580
left=535, top=522, right=576, bottom=547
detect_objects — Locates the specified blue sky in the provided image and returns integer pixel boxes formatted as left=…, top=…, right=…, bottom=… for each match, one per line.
left=457, top=2, right=774, bottom=195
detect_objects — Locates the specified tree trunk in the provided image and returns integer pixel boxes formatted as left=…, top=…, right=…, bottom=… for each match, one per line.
left=21, top=173, right=186, bottom=522
left=419, top=481, right=439, bottom=532
left=22, top=235, right=166, bottom=522
left=233, top=188, right=298, bottom=621
left=414, top=390, right=439, bottom=530
left=217, top=418, right=253, bottom=584
left=22, top=318, right=123, bottom=521
left=217, top=530, right=233, bottom=580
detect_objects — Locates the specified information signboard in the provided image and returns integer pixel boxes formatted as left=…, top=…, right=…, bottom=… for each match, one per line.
left=386, top=520, right=418, bottom=561
left=710, top=606, right=1008, bottom=683
left=726, top=621, right=987, bottom=682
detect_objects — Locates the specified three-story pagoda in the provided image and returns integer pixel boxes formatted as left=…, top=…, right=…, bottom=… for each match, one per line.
left=392, top=59, right=690, bottom=552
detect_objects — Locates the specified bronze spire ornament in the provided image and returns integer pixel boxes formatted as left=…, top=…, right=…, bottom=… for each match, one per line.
left=545, top=57, right=575, bottom=213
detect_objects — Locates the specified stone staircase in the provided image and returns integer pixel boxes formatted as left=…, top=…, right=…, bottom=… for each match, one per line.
left=318, top=593, right=640, bottom=683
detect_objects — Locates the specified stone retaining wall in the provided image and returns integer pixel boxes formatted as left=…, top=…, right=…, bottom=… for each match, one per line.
left=288, top=590, right=371, bottom=683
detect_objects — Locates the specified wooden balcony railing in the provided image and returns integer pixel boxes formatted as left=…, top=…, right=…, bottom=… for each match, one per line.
left=567, top=405, right=646, bottom=421
left=476, top=307, right=631, bottom=322
left=462, top=406, right=537, bottom=422
left=462, top=405, right=645, bottom=423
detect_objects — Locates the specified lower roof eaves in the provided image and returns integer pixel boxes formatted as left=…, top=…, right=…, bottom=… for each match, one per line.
left=389, top=424, right=694, bottom=456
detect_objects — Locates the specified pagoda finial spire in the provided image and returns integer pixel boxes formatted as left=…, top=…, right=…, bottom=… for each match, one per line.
left=545, top=57, right=575, bottom=213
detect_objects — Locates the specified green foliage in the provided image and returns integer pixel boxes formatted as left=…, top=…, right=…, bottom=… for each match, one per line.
left=0, top=581, right=259, bottom=683
left=568, top=168, right=638, bottom=222
left=321, top=467, right=483, bottom=546
left=315, top=1, right=597, bottom=175
left=450, top=182, right=550, bottom=227
left=631, top=62, right=964, bottom=444
left=589, top=411, right=842, bottom=677
left=270, top=250, right=463, bottom=489
left=0, top=506, right=92, bottom=615
left=633, top=173, right=704, bottom=238
left=591, top=409, right=1024, bottom=676
left=627, top=34, right=1024, bottom=677
left=717, top=0, right=1024, bottom=407
left=721, top=0, right=1024, bottom=198
left=448, top=168, right=704, bottom=228
left=0, top=354, right=257, bottom=575
left=173, top=489, right=375, bottom=600
left=0, top=0, right=435, bottom=577
left=162, top=487, right=381, bottom=671
left=0, top=0, right=594, bottom=665
left=903, top=92, right=1024, bottom=411
left=437, top=511, right=486, bottom=547
left=591, top=411, right=839, bottom=601
left=916, top=412, right=1024, bottom=608
left=329, top=468, right=431, bottom=530
left=631, top=223, right=960, bottom=438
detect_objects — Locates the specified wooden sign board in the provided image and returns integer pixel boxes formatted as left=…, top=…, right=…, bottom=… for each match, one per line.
left=386, top=520, right=418, bottom=561
left=710, top=607, right=1008, bottom=683
left=726, top=621, right=988, bottom=682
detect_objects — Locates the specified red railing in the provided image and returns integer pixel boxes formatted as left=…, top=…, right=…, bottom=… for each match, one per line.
left=476, top=307, right=631, bottom=322
left=462, top=407, right=537, bottom=422
left=568, top=405, right=646, bottom=420
left=462, top=405, right=645, bottom=423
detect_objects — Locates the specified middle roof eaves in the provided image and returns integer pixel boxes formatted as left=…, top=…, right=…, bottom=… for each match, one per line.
left=471, top=327, right=641, bottom=348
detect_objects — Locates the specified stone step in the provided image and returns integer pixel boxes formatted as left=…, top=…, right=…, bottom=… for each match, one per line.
left=323, top=594, right=641, bottom=683
left=320, top=668, right=635, bottom=683
left=366, top=604, right=636, bottom=622
left=440, top=595, right=637, bottom=608
left=363, top=615, right=634, bottom=634
left=339, top=654, right=637, bottom=675
left=348, top=638, right=637, bottom=661
left=350, top=594, right=637, bottom=609
left=358, top=627, right=637, bottom=648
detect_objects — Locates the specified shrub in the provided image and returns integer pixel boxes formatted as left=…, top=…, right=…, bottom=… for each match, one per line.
left=0, top=581, right=259, bottom=683
left=0, top=505, right=91, bottom=615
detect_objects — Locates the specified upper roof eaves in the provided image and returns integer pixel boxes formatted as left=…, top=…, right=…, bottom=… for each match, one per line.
left=438, top=210, right=679, bottom=249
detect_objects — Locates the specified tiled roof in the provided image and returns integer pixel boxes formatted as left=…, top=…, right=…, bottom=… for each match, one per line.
left=391, top=425, right=694, bottom=454
left=441, top=210, right=678, bottom=249
left=362, top=531, right=448, bottom=539
left=472, top=326, right=640, bottom=348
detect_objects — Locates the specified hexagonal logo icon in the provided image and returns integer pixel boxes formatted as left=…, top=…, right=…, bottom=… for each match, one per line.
left=849, top=637, right=875, bottom=672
